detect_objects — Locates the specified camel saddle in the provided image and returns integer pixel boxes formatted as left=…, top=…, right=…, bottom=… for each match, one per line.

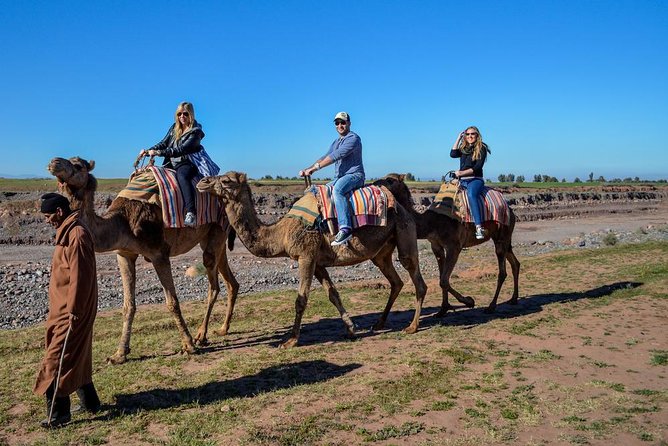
left=287, top=184, right=395, bottom=234
left=118, top=166, right=226, bottom=228
left=429, top=180, right=511, bottom=226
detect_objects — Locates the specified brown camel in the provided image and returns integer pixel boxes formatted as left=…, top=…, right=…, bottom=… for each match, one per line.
left=47, top=156, right=239, bottom=364
left=374, top=174, right=520, bottom=314
left=197, top=172, right=428, bottom=347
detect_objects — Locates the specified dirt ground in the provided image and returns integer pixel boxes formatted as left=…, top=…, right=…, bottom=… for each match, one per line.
left=1, top=185, right=667, bottom=445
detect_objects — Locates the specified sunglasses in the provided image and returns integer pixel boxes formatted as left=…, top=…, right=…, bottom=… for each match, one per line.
left=177, top=111, right=190, bottom=117
left=334, top=120, right=347, bottom=126
left=465, top=132, right=478, bottom=136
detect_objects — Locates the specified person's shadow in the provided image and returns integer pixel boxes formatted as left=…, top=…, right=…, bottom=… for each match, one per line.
left=96, top=360, right=360, bottom=418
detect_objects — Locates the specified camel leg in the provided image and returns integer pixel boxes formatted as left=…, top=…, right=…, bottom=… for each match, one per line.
left=314, top=266, right=356, bottom=337
left=194, top=247, right=220, bottom=346
left=370, top=248, right=404, bottom=331
left=505, top=246, right=520, bottom=305
left=151, top=256, right=196, bottom=354
left=108, top=253, right=139, bottom=365
left=434, top=245, right=475, bottom=317
left=485, top=240, right=509, bottom=313
left=394, top=224, right=428, bottom=335
left=214, top=245, right=239, bottom=337
left=281, top=256, right=316, bottom=348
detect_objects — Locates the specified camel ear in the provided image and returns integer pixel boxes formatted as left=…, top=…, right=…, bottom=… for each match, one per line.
left=88, top=160, right=95, bottom=171
left=238, top=172, right=247, bottom=183
left=399, top=174, right=406, bottom=182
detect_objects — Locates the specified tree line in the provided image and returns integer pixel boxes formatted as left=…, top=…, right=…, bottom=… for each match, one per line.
left=496, top=172, right=666, bottom=183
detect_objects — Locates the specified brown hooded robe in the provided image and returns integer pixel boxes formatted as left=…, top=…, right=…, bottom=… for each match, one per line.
left=33, top=211, right=98, bottom=396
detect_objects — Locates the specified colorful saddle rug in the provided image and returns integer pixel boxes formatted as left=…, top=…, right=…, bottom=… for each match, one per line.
left=429, top=181, right=511, bottom=226
left=286, top=184, right=391, bottom=234
left=117, top=166, right=226, bottom=228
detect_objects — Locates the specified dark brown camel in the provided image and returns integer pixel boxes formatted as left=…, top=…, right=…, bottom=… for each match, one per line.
left=374, top=174, right=520, bottom=314
left=48, top=156, right=239, bottom=364
left=197, top=172, right=428, bottom=347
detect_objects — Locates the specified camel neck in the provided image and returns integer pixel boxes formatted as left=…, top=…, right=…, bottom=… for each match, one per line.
left=224, top=186, right=287, bottom=258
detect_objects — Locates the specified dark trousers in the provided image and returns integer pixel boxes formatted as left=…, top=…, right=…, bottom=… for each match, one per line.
left=176, top=162, right=198, bottom=214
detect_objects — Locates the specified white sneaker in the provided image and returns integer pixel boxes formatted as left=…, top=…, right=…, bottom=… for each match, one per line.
left=184, top=212, right=196, bottom=227
left=475, top=226, right=485, bottom=240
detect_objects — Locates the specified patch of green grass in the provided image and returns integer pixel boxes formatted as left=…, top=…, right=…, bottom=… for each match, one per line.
left=357, top=421, right=424, bottom=441
left=431, top=400, right=456, bottom=411
left=631, top=389, right=660, bottom=396
left=602, top=232, right=618, bottom=246
left=650, top=350, right=668, bottom=365
left=439, top=346, right=486, bottom=364
left=508, top=315, right=559, bottom=336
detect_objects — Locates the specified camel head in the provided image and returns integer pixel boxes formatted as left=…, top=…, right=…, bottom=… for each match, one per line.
left=373, top=173, right=412, bottom=208
left=47, top=156, right=97, bottom=201
left=197, top=171, right=248, bottom=202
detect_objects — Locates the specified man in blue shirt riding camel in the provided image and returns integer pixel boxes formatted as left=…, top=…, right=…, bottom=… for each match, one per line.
left=300, top=111, right=365, bottom=246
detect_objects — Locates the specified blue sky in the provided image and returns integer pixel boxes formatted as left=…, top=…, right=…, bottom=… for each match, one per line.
left=1, top=0, right=667, bottom=181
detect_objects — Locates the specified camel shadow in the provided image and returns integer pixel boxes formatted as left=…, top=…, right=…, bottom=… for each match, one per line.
left=378, top=281, right=644, bottom=331
left=102, top=360, right=361, bottom=417
left=198, top=281, right=642, bottom=350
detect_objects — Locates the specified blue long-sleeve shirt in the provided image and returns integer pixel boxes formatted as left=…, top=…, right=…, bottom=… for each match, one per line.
left=321, top=131, right=365, bottom=180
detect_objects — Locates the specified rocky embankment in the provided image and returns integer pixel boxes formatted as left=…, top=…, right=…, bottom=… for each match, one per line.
left=1, top=184, right=667, bottom=330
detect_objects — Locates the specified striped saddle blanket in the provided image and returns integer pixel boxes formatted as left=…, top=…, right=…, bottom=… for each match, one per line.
left=429, top=181, right=511, bottom=226
left=286, top=184, right=390, bottom=234
left=117, top=166, right=226, bottom=228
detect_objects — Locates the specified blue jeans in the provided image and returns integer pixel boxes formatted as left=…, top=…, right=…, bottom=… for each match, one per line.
left=460, top=177, right=485, bottom=226
left=327, top=172, right=365, bottom=231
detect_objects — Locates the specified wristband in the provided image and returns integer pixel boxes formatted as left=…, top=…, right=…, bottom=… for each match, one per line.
left=314, top=162, right=320, bottom=171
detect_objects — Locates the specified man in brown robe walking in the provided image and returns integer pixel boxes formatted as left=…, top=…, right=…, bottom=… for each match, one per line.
left=34, top=193, right=100, bottom=428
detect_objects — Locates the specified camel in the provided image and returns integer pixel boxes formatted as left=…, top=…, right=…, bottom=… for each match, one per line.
left=374, top=174, right=520, bottom=314
left=196, top=172, right=428, bottom=348
left=47, top=156, right=239, bottom=364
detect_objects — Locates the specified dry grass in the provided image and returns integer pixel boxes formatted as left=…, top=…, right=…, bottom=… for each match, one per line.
left=0, top=241, right=666, bottom=445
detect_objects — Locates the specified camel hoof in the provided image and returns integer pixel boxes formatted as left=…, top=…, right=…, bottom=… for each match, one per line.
left=214, top=326, right=229, bottom=336
left=403, top=325, right=418, bottom=334
left=459, top=296, right=475, bottom=308
left=279, top=338, right=298, bottom=349
left=195, top=337, right=209, bottom=347
left=106, top=354, right=127, bottom=365
left=182, top=344, right=198, bottom=355
left=372, top=323, right=385, bottom=332
left=506, top=297, right=519, bottom=305
left=433, top=306, right=454, bottom=318
left=484, top=306, right=497, bottom=314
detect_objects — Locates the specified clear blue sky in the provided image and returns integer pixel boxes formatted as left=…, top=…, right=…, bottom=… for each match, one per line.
left=1, top=0, right=667, bottom=181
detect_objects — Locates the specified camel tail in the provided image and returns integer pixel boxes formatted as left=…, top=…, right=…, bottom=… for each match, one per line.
left=228, top=228, right=236, bottom=251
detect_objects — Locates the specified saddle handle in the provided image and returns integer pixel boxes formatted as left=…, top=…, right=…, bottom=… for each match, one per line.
left=133, top=153, right=156, bottom=171
left=443, top=170, right=457, bottom=182
left=304, top=175, right=312, bottom=188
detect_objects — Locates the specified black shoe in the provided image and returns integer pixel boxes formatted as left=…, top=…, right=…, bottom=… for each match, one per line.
left=40, top=412, right=71, bottom=428
left=75, top=383, right=101, bottom=414
left=41, top=393, right=71, bottom=428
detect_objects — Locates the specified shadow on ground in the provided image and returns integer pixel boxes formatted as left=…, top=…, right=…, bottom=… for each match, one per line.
left=290, top=280, right=644, bottom=345
left=106, top=360, right=361, bottom=417
left=115, top=282, right=644, bottom=361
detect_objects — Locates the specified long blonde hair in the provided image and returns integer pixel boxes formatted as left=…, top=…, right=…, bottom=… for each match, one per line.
left=461, top=126, right=490, bottom=160
left=173, top=102, right=195, bottom=141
